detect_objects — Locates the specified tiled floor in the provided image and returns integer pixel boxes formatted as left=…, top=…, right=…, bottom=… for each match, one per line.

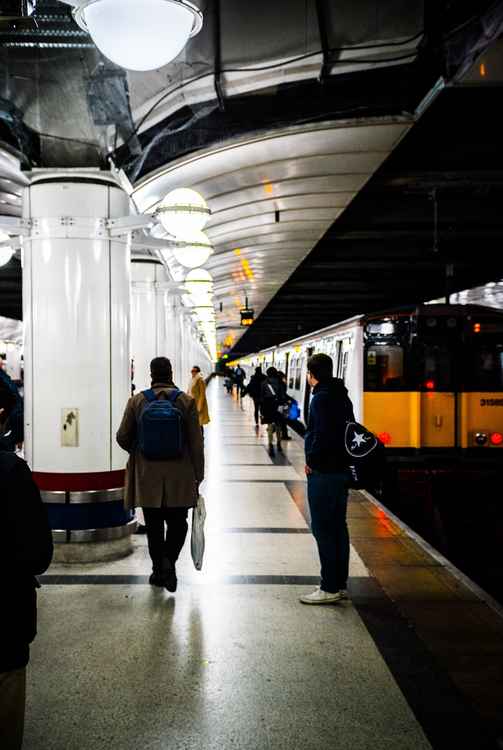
left=24, top=382, right=466, bottom=749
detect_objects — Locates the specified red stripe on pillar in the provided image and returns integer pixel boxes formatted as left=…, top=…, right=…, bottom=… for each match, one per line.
left=32, top=470, right=125, bottom=492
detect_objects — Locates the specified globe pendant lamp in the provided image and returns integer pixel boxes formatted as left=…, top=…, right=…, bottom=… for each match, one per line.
left=184, top=268, right=213, bottom=301
left=157, top=188, right=210, bottom=238
left=72, top=0, right=203, bottom=72
left=0, top=232, right=13, bottom=268
left=171, top=229, right=213, bottom=269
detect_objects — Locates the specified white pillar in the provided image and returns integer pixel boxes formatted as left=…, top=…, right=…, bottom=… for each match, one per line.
left=23, top=172, right=133, bottom=560
left=131, top=258, right=177, bottom=392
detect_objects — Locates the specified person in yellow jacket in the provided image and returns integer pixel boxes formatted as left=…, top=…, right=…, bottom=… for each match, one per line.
left=187, top=366, right=210, bottom=432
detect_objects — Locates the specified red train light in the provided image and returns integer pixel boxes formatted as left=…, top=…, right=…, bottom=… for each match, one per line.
left=490, top=432, right=503, bottom=446
left=378, top=432, right=392, bottom=445
left=425, top=379, right=435, bottom=390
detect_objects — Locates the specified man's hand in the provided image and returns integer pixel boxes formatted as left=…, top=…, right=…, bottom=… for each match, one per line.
left=305, top=465, right=313, bottom=476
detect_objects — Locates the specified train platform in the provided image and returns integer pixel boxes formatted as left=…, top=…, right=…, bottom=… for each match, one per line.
left=28, top=381, right=503, bottom=750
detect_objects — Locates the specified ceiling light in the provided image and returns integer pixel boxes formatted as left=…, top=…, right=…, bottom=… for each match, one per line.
left=171, top=229, right=213, bottom=269
left=72, top=0, right=203, bottom=72
left=0, top=233, right=13, bottom=268
left=157, top=187, right=210, bottom=237
left=184, top=268, right=213, bottom=300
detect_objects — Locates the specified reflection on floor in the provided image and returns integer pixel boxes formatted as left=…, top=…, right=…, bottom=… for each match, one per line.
left=26, top=382, right=437, bottom=749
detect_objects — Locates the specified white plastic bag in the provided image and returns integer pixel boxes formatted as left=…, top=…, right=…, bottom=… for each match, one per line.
left=191, top=494, right=206, bottom=571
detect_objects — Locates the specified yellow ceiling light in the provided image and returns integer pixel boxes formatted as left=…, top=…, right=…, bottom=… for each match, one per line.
left=241, top=259, right=255, bottom=281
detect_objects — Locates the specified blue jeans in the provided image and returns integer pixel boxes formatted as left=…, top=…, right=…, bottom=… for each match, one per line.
left=307, top=471, right=350, bottom=593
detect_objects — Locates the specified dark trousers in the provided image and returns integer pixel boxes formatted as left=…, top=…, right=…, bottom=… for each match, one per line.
left=307, top=471, right=349, bottom=592
left=143, top=507, right=189, bottom=573
left=252, top=397, right=260, bottom=424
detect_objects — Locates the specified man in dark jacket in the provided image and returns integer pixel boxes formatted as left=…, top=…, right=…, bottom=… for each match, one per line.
left=0, top=388, right=53, bottom=749
left=260, top=367, right=287, bottom=456
left=300, top=353, right=354, bottom=605
left=245, top=366, right=265, bottom=426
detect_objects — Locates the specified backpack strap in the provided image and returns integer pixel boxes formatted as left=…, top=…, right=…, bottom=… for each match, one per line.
left=166, top=388, right=181, bottom=404
left=142, top=388, right=157, bottom=403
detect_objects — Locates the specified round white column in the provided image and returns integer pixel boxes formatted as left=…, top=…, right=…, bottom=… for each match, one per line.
left=131, top=258, right=176, bottom=392
left=23, top=173, right=133, bottom=560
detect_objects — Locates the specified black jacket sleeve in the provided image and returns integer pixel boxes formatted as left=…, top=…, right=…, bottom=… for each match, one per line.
left=3, top=455, right=53, bottom=576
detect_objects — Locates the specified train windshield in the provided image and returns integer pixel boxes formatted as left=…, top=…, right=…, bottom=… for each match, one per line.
left=415, top=342, right=454, bottom=391
left=365, top=344, right=405, bottom=390
left=467, top=339, right=503, bottom=390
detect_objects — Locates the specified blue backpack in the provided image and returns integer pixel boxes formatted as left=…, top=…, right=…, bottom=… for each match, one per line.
left=138, top=388, right=184, bottom=460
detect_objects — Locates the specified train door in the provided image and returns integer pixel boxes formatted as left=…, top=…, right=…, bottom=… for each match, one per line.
left=416, top=341, right=456, bottom=448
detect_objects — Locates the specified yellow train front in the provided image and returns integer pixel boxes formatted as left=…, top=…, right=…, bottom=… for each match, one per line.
left=362, top=304, right=503, bottom=458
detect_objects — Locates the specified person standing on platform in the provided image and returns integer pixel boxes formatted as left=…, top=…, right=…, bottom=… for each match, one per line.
left=299, top=353, right=355, bottom=605
left=233, top=364, right=246, bottom=405
left=187, top=365, right=210, bottom=434
left=0, top=387, right=53, bottom=750
left=260, top=366, right=286, bottom=456
left=117, top=356, right=204, bottom=592
left=277, top=370, right=293, bottom=441
left=245, top=366, right=266, bottom=426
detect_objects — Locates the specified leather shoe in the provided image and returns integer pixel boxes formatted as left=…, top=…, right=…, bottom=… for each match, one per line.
left=161, top=558, right=177, bottom=592
left=149, top=571, right=164, bottom=587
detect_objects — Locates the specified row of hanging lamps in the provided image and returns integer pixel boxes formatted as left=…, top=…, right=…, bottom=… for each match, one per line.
left=71, top=0, right=203, bottom=72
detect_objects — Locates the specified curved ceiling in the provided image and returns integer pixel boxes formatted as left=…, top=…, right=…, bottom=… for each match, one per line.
left=132, top=117, right=411, bottom=351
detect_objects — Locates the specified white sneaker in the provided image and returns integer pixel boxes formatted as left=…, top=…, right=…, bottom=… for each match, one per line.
left=299, top=587, right=347, bottom=605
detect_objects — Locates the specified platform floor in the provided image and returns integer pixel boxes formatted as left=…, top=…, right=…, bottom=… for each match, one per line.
left=29, top=382, right=503, bottom=749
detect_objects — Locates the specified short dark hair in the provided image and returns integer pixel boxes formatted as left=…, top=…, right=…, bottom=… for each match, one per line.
left=307, top=353, right=333, bottom=382
left=191, top=365, right=201, bottom=373
left=150, top=356, right=173, bottom=383
left=266, top=366, right=277, bottom=378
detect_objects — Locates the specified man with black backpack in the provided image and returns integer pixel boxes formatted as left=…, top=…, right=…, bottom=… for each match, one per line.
left=117, top=357, right=204, bottom=592
left=299, top=353, right=355, bottom=605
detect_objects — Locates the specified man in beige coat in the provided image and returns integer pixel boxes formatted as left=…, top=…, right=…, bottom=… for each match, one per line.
left=187, top=366, right=210, bottom=430
left=117, top=357, right=204, bottom=592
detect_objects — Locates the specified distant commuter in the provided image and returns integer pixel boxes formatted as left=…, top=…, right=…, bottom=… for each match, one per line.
left=300, top=353, right=355, bottom=605
left=117, top=357, right=204, bottom=592
left=245, top=366, right=266, bottom=426
left=187, top=365, right=210, bottom=432
left=233, top=364, right=246, bottom=403
left=0, top=359, right=23, bottom=446
left=277, top=371, right=292, bottom=441
left=0, top=386, right=53, bottom=750
left=260, top=366, right=287, bottom=456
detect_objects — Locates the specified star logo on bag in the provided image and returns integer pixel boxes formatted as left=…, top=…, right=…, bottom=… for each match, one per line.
left=351, top=432, right=369, bottom=449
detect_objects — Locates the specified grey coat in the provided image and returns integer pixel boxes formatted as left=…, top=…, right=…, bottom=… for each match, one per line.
left=116, top=383, right=204, bottom=510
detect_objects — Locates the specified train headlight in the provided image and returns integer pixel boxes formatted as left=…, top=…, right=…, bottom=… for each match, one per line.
left=490, top=432, right=503, bottom=446
left=475, top=432, right=488, bottom=446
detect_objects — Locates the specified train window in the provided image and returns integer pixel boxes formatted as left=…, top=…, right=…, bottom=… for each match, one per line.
left=468, top=342, right=503, bottom=390
left=289, top=358, right=296, bottom=390
left=295, top=359, right=302, bottom=391
left=365, top=344, right=405, bottom=390
left=341, top=350, right=349, bottom=383
left=415, top=343, right=454, bottom=391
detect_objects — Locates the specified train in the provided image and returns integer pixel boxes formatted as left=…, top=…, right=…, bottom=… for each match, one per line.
left=234, top=303, right=503, bottom=459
